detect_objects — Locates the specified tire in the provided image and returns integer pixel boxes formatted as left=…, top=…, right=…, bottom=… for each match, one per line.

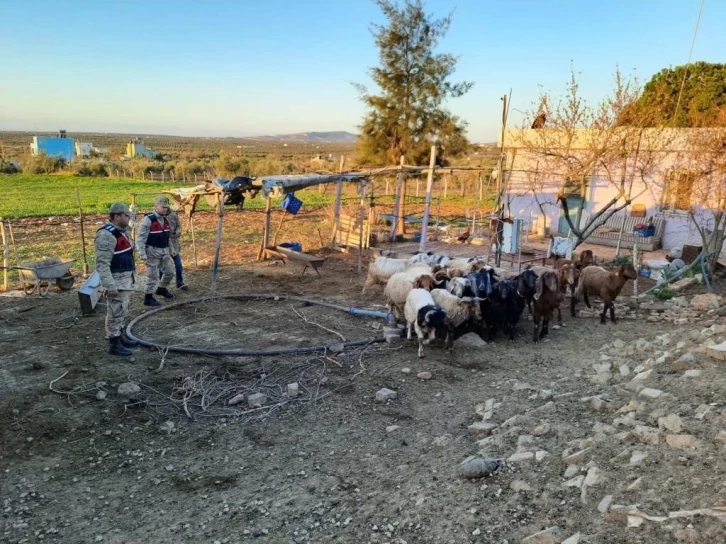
left=56, top=275, right=75, bottom=290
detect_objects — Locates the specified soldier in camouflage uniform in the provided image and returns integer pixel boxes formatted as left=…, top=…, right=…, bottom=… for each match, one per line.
left=94, top=202, right=139, bottom=357
left=136, top=196, right=175, bottom=307
left=163, top=208, right=188, bottom=290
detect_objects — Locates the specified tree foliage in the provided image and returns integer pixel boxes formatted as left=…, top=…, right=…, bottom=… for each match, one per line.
left=620, top=62, right=726, bottom=127
left=355, top=0, right=473, bottom=166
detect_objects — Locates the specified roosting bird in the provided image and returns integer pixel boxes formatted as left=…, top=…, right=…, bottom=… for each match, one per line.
left=531, top=112, right=547, bottom=129
left=457, top=227, right=471, bottom=243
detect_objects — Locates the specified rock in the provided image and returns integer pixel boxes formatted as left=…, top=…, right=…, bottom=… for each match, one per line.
left=583, top=467, right=603, bottom=488
left=629, top=451, right=648, bottom=466
left=512, top=380, right=533, bottom=391
left=522, top=527, right=561, bottom=544
left=508, top=451, right=534, bottom=462
left=593, top=422, right=616, bottom=434
left=510, top=480, right=533, bottom=492
left=627, top=477, right=645, bottom=491
left=682, top=369, right=702, bottom=378
left=706, top=341, right=726, bottom=362
left=598, top=495, right=613, bottom=513
left=564, top=448, right=591, bottom=465
left=95, top=390, right=107, bottom=401
left=694, top=404, right=712, bottom=420
left=287, top=383, right=299, bottom=398
left=690, top=293, right=720, bottom=311
left=632, top=425, right=661, bottom=445
left=633, top=369, right=653, bottom=381
left=474, top=399, right=495, bottom=420
left=666, top=434, right=697, bottom=450
left=533, top=423, right=551, bottom=436
left=564, top=475, right=585, bottom=488
left=400, top=367, right=411, bottom=374
left=672, top=351, right=697, bottom=370
left=468, top=422, right=497, bottom=437
left=674, top=528, right=700, bottom=542
left=518, top=434, right=534, bottom=447
left=612, top=339, right=626, bottom=350
left=228, top=393, right=245, bottom=406
left=386, top=425, right=400, bottom=433
left=593, top=362, right=612, bottom=373
left=715, top=431, right=726, bottom=443
left=117, top=382, right=141, bottom=398
left=539, top=389, right=554, bottom=400
left=456, top=332, right=488, bottom=347
left=564, top=465, right=580, bottom=478
left=562, top=533, right=581, bottom=544
left=459, top=457, right=500, bottom=479
left=591, top=397, right=617, bottom=412
left=639, top=387, right=665, bottom=399
left=619, top=364, right=631, bottom=377
left=634, top=338, right=651, bottom=351
left=590, top=373, right=612, bottom=385
left=535, top=450, right=549, bottom=462
left=658, top=414, right=684, bottom=433
left=433, top=434, right=453, bottom=447
left=672, top=277, right=696, bottom=292
left=248, top=393, right=267, bottom=408
left=375, top=388, right=397, bottom=403
left=417, top=371, right=432, bottom=380
left=472, top=528, right=481, bottom=536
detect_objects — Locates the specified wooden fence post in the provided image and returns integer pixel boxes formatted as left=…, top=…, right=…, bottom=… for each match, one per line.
left=1, top=218, right=8, bottom=291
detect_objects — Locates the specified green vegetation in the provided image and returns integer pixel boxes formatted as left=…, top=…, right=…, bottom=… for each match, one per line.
left=355, top=0, right=472, bottom=166
left=653, top=287, right=677, bottom=301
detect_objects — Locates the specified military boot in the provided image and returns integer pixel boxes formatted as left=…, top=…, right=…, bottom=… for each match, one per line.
left=120, top=333, right=139, bottom=348
left=155, top=287, right=174, bottom=299
left=109, top=336, right=133, bottom=356
left=144, top=294, right=161, bottom=307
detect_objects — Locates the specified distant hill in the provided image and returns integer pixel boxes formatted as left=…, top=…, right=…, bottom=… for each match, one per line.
left=255, top=131, right=358, bottom=143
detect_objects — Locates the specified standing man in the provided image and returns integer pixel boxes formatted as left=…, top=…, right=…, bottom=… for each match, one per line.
left=95, top=202, right=139, bottom=357
left=165, top=207, right=189, bottom=291
left=136, top=196, right=175, bottom=307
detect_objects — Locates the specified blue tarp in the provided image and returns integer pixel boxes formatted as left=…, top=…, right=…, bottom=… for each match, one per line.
left=260, top=174, right=366, bottom=198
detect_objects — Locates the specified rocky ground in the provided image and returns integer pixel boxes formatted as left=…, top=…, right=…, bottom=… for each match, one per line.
left=1, top=252, right=726, bottom=544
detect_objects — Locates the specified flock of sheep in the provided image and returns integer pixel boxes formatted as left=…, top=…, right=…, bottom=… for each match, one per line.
left=363, top=250, right=639, bottom=357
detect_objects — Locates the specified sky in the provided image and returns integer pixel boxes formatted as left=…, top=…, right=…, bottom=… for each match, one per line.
left=0, top=0, right=723, bottom=142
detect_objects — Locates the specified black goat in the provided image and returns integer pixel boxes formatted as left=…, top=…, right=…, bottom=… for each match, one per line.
left=482, top=278, right=526, bottom=342
left=516, top=268, right=538, bottom=313
left=532, top=270, right=560, bottom=343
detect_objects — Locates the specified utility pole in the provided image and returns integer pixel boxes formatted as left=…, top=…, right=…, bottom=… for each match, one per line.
left=495, top=90, right=512, bottom=267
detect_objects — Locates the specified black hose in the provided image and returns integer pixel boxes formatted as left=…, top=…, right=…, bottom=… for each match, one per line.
left=125, top=293, right=386, bottom=356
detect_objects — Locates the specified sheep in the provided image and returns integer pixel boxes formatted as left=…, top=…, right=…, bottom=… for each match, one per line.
left=446, top=277, right=471, bottom=298
left=571, top=263, right=638, bottom=324
left=362, top=257, right=431, bottom=293
left=383, top=271, right=440, bottom=321
left=553, top=249, right=595, bottom=272
left=404, top=288, right=448, bottom=358
left=430, top=289, right=482, bottom=351
left=442, top=256, right=488, bottom=275
left=532, top=270, right=563, bottom=342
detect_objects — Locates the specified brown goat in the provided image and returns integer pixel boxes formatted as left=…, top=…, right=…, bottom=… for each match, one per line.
left=571, top=263, right=637, bottom=324
left=532, top=271, right=561, bottom=342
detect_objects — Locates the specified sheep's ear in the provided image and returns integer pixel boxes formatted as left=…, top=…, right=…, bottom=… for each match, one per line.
left=534, top=275, right=544, bottom=301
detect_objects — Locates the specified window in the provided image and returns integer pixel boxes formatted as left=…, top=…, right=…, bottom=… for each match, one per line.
left=661, top=170, right=695, bottom=212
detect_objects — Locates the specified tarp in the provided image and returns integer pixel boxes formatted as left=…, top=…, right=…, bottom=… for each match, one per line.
left=260, top=174, right=366, bottom=198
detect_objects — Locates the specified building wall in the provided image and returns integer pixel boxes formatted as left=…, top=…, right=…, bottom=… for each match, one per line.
left=31, top=137, right=76, bottom=160
left=127, top=142, right=155, bottom=158
left=75, top=142, right=93, bottom=157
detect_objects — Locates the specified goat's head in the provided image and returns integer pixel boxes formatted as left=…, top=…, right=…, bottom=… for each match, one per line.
left=424, top=308, right=448, bottom=334
left=433, top=270, right=449, bottom=283
left=534, top=271, right=558, bottom=300
left=413, top=274, right=436, bottom=290
left=447, top=268, right=465, bottom=278
left=578, top=249, right=594, bottom=267
left=616, top=263, right=638, bottom=280
left=460, top=296, right=483, bottom=321
left=431, top=264, right=444, bottom=275
left=561, top=263, right=577, bottom=286
left=518, top=269, right=538, bottom=293
left=468, top=260, right=487, bottom=273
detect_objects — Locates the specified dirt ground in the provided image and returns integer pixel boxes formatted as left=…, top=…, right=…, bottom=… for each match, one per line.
left=2, top=214, right=726, bottom=544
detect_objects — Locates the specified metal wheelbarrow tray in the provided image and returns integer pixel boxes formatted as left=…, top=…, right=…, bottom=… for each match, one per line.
left=16, top=258, right=76, bottom=296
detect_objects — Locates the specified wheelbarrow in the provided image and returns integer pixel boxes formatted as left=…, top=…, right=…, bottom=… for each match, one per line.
left=13, top=258, right=76, bottom=296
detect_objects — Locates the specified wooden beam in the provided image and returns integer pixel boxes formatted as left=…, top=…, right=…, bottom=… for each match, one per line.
left=418, top=146, right=437, bottom=253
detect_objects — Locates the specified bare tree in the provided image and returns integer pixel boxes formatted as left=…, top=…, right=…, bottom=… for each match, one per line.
left=509, top=68, right=670, bottom=247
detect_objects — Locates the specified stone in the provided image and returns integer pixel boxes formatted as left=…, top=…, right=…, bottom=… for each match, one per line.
left=248, top=393, right=267, bottom=408
left=635, top=338, right=651, bottom=351
left=518, top=434, right=534, bottom=447
left=671, top=277, right=696, bottom=292
left=375, top=388, right=397, bottom=402
left=510, top=480, right=532, bottom=492
left=512, top=380, right=533, bottom=391
left=674, top=528, right=700, bottom=542
left=472, top=528, right=481, bottom=536
left=665, top=434, right=697, bottom=450
left=598, top=495, right=613, bottom=513
left=627, top=477, right=645, bottom=491
left=433, top=434, right=453, bottom=447
left=591, top=397, right=617, bottom=412
left=539, top=389, right=554, bottom=400
left=533, top=423, right=551, bottom=436
left=535, top=450, right=549, bottom=462
left=459, top=457, right=500, bottom=479
left=287, top=383, right=299, bottom=398
left=683, top=369, right=702, bottom=378
left=715, top=431, right=726, bottom=443
left=593, top=422, right=616, bottom=434
left=456, top=332, right=488, bottom=347
left=593, top=362, right=612, bottom=373
left=706, top=341, right=726, bottom=362
left=690, top=293, right=720, bottom=311
left=228, top=393, right=245, bottom=406
left=694, top=404, right=712, bottom=420
left=619, top=364, right=631, bottom=376
left=658, top=414, right=684, bottom=433
left=400, top=367, right=411, bottom=374
left=564, top=465, right=580, bottom=478
left=522, top=527, right=561, bottom=544
left=95, top=390, right=107, bottom=401
left=612, top=339, right=626, bottom=350
left=386, top=425, right=400, bottom=433
left=417, top=371, right=432, bottom=380
left=671, top=352, right=697, bottom=370
left=508, top=451, right=534, bottom=462
left=468, top=422, right=497, bottom=437
left=590, top=373, right=613, bottom=385
left=564, top=448, right=591, bottom=465
left=639, top=387, right=665, bottom=399
left=564, top=475, right=585, bottom=488
left=633, top=369, right=654, bottom=381
left=117, top=382, right=141, bottom=398
left=474, top=399, right=494, bottom=420
left=632, top=426, right=661, bottom=445
left=583, top=467, right=603, bottom=488
left=629, top=451, right=648, bottom=466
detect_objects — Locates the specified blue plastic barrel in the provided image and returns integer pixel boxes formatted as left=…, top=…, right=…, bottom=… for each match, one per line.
left=279, top=242, right=302, bottom=252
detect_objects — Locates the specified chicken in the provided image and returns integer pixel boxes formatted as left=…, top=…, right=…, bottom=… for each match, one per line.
left=457, top=228, right=471, bottom=243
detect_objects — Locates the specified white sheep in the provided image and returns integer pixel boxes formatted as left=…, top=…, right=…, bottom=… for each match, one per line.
left=362, top=257, right=409, bottom=293
left=442, top=256, right=488, bottom=275
left=446, top=277, right=471, bottom=298
left=404, top=288, right=448, bottom=358
left=430, top=288, right=482, bottom=351
left=384, top=271, right=439, bottom=321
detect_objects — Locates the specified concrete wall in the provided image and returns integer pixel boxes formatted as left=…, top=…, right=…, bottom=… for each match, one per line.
left=31, top=137, right=76, bottom=160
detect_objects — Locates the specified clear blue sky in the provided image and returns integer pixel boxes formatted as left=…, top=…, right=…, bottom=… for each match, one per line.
left=0, top=0, right=722, bottom=142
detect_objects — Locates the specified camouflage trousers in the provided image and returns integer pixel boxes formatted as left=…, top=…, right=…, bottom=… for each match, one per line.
left=106, top=290, right=131, bottom=339
left=144, top=254, right=175, bottom=294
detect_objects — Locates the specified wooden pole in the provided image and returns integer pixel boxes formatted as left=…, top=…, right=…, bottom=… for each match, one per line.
left=419, top=145, right=437, bottom=253
left=130, top=193, right=138, bottom=244
left=258, top=195, right=272, bottom=261
left=330, top=155, right=346, bottom=249
left=190, top=214, right=198, bottom=266
left=75, top=189, right=89, bottom=277
left=444, top=175, right=448, bottom=199
left=357, top=180, right=367, bottom=274
left=392, top=156, right=406, bottom=238
left=7, top=222, right=26, bottom=293
left=1, top=218, right=8, bottom=291
left=272, top=210, right=287, bottom=247
left=211, top=193, right=224, bottom=293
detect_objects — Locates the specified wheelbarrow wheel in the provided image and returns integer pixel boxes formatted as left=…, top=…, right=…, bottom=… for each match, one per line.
left=56, top=275, right=75, bottom=291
